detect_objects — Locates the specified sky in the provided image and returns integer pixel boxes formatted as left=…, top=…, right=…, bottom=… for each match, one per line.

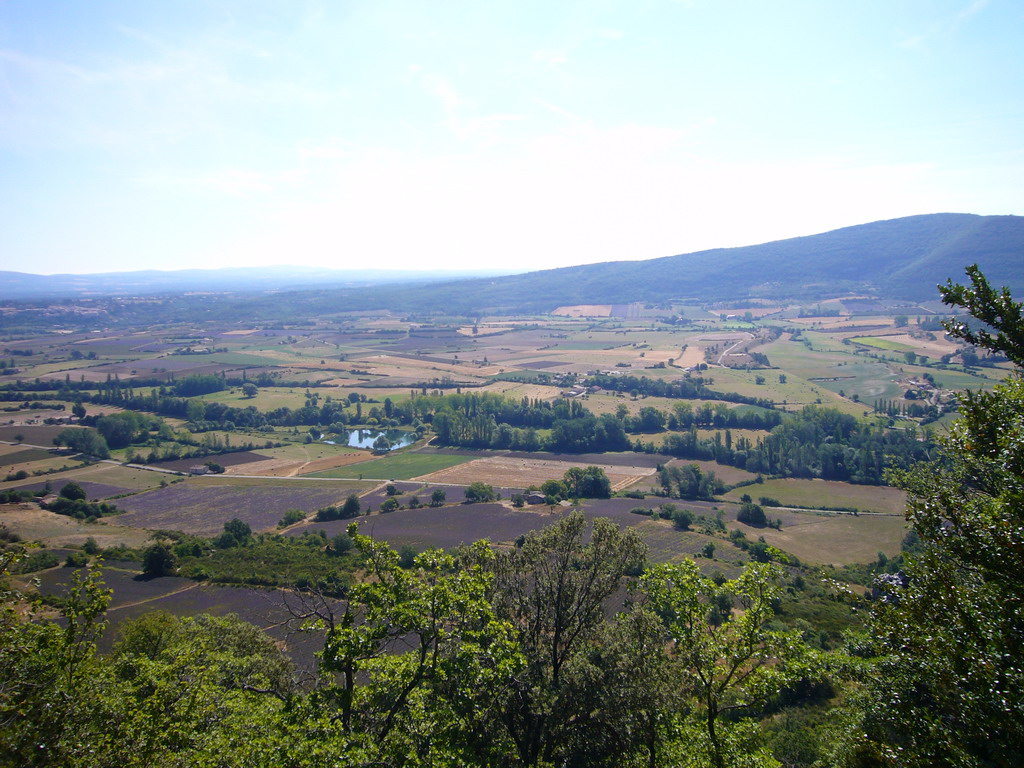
left=0, top=0, right=1021, bottom=276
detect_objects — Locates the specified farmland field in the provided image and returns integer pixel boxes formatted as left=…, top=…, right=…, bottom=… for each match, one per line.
left=721, top=477, right=907, bottom=514
left=0, top=281, right=993, bottom=694
left=115, top=478, right=374, bottom=535
left=297, top=504, right=563, bottom=549
left=0, top=447, right=52, bottom=465
left=308, top=451, right=474, bottom=480
left=664, top=459, right=758, bottom=486
left=417, top=456, right=656, bottom=490
left=850, top=336, right=915, bottom=352
left=25, top=564, right=326, bottom=671
left=732, top=510, right=907, bottom=566
left=0, top=505, right=154, bottom=548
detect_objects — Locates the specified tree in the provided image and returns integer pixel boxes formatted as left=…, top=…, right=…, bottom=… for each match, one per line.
left=643, top=560, right=815, bottom=768
left=142, top=543, right=177, bottom=578
left=380, top=497, right=400, bottom=513
left=0, top=559, right=113, bottom=766
left=95, top=412, right=152, bottom=449
left=940, top=264, right=1024, bottom=366
left=737, top=502, right=767, bottom=527
left=223, top=518, right=252, bottom=544
left=342, top=493, right=361, bottom=517
left=317, top=525, right=510, bottom=763
left=59, top=482, right=87, bottom=501
left=329, top=531, right=353, bottom=555
left=541, top=478, right=568, bottom=502
left=241, top=382, right=258, bottom=398
left=832, top=267, right=1024, bottom=766
left=54, top=427, right=109, bottom=459
left=488, top=512, right=648, bottom=766
left=384, top=483, right=399, bottom=496
left=563, top=465, right=612, bottom=499
left=671, top=508, right=694, bottom=530
left=430, top=488, right=446, bottom=507
left=277, top=509, right=306, bottom=528
left=186, top=398, right=207, bottom=423
left=464, top=481, right=498, bottom=503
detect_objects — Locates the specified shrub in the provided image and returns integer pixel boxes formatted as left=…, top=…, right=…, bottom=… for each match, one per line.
left=10, top=550, right=59, bottom=573
left=278, top=509, right=307, bottom=528
left=737, top=502, right=767, bottom=527
left=465, top=482, right=498, bottom=504
left=59, top=482, right=87, bottom=501
left=672, top=509, right=694, bottom=531
left=398, top=545, right=417, bottom=568
left=142, top=543, right=177, bottom=577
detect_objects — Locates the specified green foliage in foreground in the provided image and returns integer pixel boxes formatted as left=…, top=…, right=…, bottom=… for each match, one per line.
left=1, top=514, right=838, bottom=767
left=826, top=266, right=1024, bottom=767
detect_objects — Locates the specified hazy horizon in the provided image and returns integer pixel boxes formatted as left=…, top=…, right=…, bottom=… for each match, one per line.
left=1, top=1, right=1021, bottom=275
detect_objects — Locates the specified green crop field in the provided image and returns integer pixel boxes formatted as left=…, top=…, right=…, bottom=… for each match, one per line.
left=196, top=388, right=313, bottom=411
left=850, top=336, right=915, bottom=352
left=307, top=452, right=474, bottom=480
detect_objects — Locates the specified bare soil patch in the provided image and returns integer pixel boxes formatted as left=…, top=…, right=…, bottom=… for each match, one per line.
left=732, top=511, right=907, bottom=565
left=0, top=504, right=153, bottom=548
left=552, top=305, right=613, bottom=317
left=676, top=346, right=706, bottom=367
left=416, top=456, right=655, bottom=491
left=292, top=453, right=374, bottom=475
left=6, top=479, right=131, bottom=500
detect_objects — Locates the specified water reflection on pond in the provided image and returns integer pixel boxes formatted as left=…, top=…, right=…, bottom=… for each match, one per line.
left=338, top=429, right=416, bottom=451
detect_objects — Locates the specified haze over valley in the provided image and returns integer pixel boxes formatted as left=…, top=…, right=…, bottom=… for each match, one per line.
left=1, top=2, right=1022, bottom=766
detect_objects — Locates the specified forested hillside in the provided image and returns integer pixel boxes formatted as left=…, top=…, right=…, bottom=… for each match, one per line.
left=3, top=214, right=1021, bottom=320
left=413, top=213, right=1024, bottom=311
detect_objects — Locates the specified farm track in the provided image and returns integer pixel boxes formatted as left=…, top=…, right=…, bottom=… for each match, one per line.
left=716, top=333, right=754, bottom=366
left=107, top=581, right=200, bottom=612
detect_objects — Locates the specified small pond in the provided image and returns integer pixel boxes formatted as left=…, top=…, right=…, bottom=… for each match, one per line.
left=329, top=429, right=417, bottom=451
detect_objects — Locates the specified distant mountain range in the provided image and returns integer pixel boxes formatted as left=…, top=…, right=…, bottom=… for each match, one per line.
left=2, top=213, right=1021, bottom=312
left=0, top=266, right=514, bottom=300
left=403, top=213, right=1023, bottom=312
